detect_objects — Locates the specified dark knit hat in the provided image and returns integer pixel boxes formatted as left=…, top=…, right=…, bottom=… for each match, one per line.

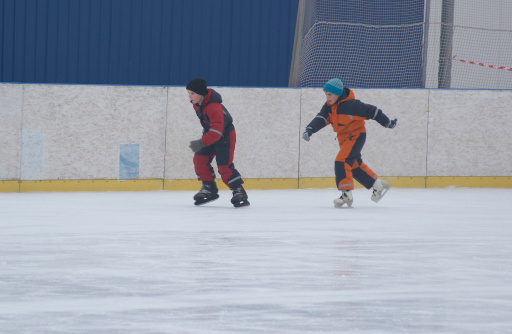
left=186, top=78, right=208, bottom=96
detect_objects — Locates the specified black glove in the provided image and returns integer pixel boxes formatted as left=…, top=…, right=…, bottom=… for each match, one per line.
left=302, top=128, right=313, bottom=141
left=189, top=139, right=205, bottom=153
left=387, top=118, right=397, bottom=129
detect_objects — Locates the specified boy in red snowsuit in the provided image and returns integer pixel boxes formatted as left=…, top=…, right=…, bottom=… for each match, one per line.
left=186, top=78, right=249, bottom=208
left=302, top=78, right=397, bottom=208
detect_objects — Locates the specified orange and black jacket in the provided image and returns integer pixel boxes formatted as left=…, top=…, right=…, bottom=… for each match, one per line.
left=191, top=88, right=234, bottom=146
left=306, top=88, right=391, bottom=140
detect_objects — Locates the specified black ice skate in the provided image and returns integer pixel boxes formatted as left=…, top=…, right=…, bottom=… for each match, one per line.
left=230, top=186, right=250, bottom=208
left=193, top=181, right=219, bottom=206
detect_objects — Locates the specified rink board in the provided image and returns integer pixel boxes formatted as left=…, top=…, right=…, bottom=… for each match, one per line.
left=1, top=84, right=511, bottom=192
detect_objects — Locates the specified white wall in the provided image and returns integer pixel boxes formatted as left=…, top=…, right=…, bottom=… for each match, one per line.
left=428, top=89, right=512, bottom=176
left=0, top=84, right=23, bottom=179
left=164, top=87, right=302, bottom=180
left=1, top=84, right=511, bottom=182
left=15, top=85, right=167, bottom=180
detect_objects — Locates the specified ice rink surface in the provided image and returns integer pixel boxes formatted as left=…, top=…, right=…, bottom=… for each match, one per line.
left=1, top=188, right=511, bottom=333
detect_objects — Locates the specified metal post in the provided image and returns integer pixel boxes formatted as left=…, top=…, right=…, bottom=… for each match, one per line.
left=420, top=0, right=431, bottom=88
left=437, top=0, right=455, bottom=88
left=288, top=0, right=306, bottom=87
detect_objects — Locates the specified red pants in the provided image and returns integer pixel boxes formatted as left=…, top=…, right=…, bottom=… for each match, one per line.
left=193, top=129, right=244, bottom=188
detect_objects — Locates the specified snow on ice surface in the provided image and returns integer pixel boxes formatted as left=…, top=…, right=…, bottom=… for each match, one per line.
left=1, top=188, right=511, bottom=333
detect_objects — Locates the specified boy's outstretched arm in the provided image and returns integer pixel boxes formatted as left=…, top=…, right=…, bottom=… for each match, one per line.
left=302, top=105, right=330, bottom=141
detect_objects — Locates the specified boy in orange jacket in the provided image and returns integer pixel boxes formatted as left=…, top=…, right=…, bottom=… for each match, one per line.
left=302, top=78, right=397, bottom=208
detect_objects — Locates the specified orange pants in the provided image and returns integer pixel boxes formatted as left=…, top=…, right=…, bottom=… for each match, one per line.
left=335, top=132, right=377, bottom=190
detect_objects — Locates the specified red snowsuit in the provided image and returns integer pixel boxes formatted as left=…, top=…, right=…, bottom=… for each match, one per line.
left=191, top=88, right=244, bottom=188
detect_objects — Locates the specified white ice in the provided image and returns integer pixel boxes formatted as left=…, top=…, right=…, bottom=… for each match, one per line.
left=1, top=188, right=512, bottom=333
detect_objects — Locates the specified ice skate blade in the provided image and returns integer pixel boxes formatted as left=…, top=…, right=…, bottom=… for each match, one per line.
left=333, top=198, right=352, bottom=208
left=194, top=194, right=220, bottom=206
left=233, top=200, right=250, bottom=208
left=372, top=183, right=392, bottom=203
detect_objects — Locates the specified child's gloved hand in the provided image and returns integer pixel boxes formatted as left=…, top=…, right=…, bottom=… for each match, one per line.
left=387, top=118, right=397, bottom=129
left=189, top=139, right=205, bottom=153
left=302, top=128, right=313, bottom=141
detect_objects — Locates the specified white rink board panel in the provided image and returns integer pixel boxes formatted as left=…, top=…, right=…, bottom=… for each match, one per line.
left=299, top=88, right=429, bottom=178
left=221, top=87, right=301, bottom=179
left=165, top=87, right=198, bottom=180
left=165, top=87, right=302, bottom=180
left=0, top=84, right=23, bottom=179
left=428, top=89, right=512, bottom=176
left=21, top=85, right=167, bottom=180
left=356, top=89, right=429, bottom=177
left=299, top=88, right=339, bottom=178
left=2, top=83, right=512, bottom=184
